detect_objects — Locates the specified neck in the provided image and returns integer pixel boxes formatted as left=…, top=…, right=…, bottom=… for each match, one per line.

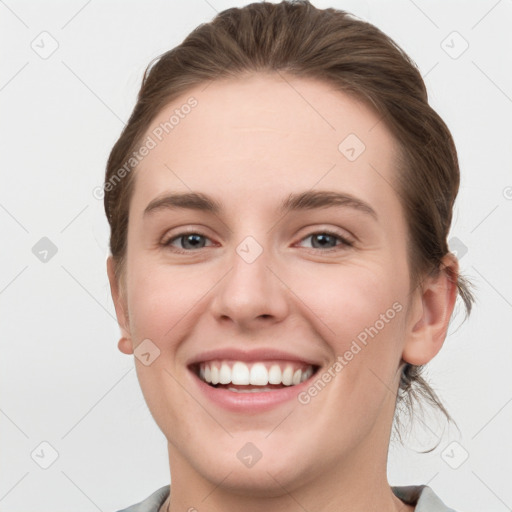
left=164, top=425, right=414, bottom=512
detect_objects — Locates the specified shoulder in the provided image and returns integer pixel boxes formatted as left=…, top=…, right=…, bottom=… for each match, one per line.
left=392, top=485, right=459, bottom=512
left=116, top=484, right=459, bottom=512
left=114, top=485, right=170, bottom=512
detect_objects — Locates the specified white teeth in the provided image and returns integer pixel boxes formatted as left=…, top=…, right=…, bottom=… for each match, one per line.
left=249, top=363, right=268, bottom=385
left=301, top=366, right=313, bottom=382
left=211, top=365, right=219, bottom=385
left=231, top=361, right=250, bottom=385
left=268, top=364, right=282, bottom=384
left=219, top=363, right=231, bottom=384
left=282, top=366, right=293, bottom=386
left=198, top=360, right=315, bottom=388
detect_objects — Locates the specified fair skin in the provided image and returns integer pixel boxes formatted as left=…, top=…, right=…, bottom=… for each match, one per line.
left=107, top=73, right=458, bottom=512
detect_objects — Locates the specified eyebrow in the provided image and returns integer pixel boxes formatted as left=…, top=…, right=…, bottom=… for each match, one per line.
left=143, top=190, right=377, bottom=220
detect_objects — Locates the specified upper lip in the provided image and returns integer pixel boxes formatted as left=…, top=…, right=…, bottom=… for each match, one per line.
left=186, top=348, right=322, bottom=367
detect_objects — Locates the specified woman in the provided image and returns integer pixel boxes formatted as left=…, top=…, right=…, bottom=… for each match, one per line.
left=105, top=2, right=474, bottom=511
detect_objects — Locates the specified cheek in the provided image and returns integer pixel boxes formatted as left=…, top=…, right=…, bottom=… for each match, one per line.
left=125, top=265, right=209, bottom=432
left=293, top=262, right=404, bottom=342
left=126, top=261, right=211, bottom=343
left=294, top=264, right=406, bottom=396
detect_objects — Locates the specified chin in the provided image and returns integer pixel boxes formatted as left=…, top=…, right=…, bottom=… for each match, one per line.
left=204, top=462, right=306, bottom=498
left=189, top=442, right=314, bottom=497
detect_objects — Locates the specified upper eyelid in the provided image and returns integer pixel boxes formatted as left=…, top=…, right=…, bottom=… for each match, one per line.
left=162, top=222, right=354, bottom=239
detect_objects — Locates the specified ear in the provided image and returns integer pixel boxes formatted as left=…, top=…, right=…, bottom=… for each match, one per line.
left=107, top=256, right=134, bottom=355
left=402, top=253, right=459, bottom=366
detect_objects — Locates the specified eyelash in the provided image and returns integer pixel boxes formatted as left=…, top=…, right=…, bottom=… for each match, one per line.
left=162, top=229, right=354, bottom=254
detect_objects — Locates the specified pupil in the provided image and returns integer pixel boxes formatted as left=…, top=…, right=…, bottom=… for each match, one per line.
left=312, top=234, right=336, bottom=248
left=183, top=234, right=204, bottom=249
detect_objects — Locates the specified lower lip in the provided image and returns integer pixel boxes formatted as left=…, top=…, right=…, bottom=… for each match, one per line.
left=190, top=369, right=317, bottom=413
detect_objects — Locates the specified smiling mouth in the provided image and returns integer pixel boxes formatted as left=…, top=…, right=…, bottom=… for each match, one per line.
left=190, top=359, right=320, bottom=393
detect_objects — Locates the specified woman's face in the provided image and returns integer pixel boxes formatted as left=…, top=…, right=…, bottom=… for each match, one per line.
left=110, top=73, right=425, bottom=494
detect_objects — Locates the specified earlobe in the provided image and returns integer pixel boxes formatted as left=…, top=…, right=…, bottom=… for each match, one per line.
left=106, top=256, right=133, bottom=354
left=118, top=336, right=134, bottom=355
left=402, top=253, right=459, bottom=366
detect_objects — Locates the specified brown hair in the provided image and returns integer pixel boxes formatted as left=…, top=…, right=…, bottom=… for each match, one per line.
left=104, top=0, right=474, bottom=440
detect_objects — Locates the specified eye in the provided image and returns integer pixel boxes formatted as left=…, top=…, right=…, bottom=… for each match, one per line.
left=163, top=232, right=214, bottom=252
left=162, top=229, right=353, bottom=253
left=297, top=231, right=353, bottom=251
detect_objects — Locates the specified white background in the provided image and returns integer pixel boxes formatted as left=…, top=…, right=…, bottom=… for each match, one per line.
left=1, top=1, right=511, bottom=511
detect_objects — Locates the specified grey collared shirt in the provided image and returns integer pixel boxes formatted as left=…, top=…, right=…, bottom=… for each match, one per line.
left=114, top=484, right=459, bottom=511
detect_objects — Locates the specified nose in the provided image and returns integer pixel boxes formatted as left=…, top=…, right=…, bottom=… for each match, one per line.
left=209, top=238, right=289, bottom=330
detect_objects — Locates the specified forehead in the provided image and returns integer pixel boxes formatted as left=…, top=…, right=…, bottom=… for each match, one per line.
left=130, top=73, right=400, bottom=216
